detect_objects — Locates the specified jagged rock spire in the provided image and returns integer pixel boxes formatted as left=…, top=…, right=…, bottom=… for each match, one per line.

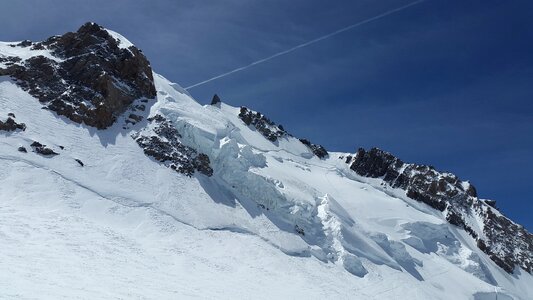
left=211, top=94, right=221, bottom=106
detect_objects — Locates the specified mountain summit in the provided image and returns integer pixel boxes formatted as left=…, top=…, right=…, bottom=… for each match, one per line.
left=0, top=22, right=155, bottom=128
left=1, top=23, right=532, bottom=299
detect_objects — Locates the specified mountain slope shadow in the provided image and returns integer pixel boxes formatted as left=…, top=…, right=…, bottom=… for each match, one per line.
left=402, top=221, right=497, bottom=285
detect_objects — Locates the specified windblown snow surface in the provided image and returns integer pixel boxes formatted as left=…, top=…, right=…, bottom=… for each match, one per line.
left=0, top=42, right=532, bottom=300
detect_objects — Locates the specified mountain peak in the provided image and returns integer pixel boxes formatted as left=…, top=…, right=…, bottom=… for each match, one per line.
left=210, top=93, right=221, bottom=106
left=77, top=21, right=107, bottom=35
left=1, top=24, right=532, bottom=298
left=0, top=22, right=155, bottom=129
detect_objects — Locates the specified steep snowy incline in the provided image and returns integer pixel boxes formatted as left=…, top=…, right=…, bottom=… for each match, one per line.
left=145, top=74, right=533, bottom=296
left=1, top=23, right=532, bottom=299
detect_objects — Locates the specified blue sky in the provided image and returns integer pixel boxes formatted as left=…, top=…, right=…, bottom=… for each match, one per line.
left=1, top=0, right=532, bottom=230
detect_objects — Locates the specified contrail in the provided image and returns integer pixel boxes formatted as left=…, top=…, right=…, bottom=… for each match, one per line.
left=185, top=0, right=425, bottom=90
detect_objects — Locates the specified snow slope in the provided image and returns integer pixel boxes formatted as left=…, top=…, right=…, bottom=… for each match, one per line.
left=1, top=36, right=532, bottom=299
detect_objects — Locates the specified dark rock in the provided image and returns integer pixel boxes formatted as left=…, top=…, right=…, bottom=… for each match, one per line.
left=211, top=94, right=221, bottom=106
left=295, top=225, right=305, bottom=236
left=133, top=115, right=213, bottom=177
left=0, top=55, right=21, bottom=67
left=0, top=56, right=21, bottom=65
left=346, top=147, right=533, bottom=274
left=0, top=22, right=156, bottom=129
left=59, top=145, right=65, bottom=150
left=194, top=153, right=213, bottom=176
left=40, top=148, right=58, bottom=156
left=132, top=104, right=146, bottom=111
left=30, top=141, right=58, bottom=156
left=477, top=239, right=487, bottom=252
left=446, top=210, right=464, bottom=227
left=480, top=205, right=533, bottom=273
left=127, top=114, right=143, bottom=124
left=345, top=155, right=353, bottom=164
left=30, top=141, right=43, bottom=148
left=350, top=148, right=403, bottom=180
left=75, top=159, right=84, bottom=167
left=147, top=114, right=165, bottom=123
left=299, top=138, right=328, bottom=159
left=0, top=117, right=26, bottom=132
left=17, top=40, right=33, bottom=47
left=238, top=106, right=287, bottom=142
left=349, top=148, right=475, bottom=211
left=483, top=199, right=497, bottom=209
left=236, top=106, right=328, bottom=158
left=7, top=113, right=15, bottom=118
left=31, top=43, right=45, bottom=50
left=17, top=146, right=27, bottom=153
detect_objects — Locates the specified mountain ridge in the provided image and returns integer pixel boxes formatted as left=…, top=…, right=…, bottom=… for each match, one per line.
left=1, top=22, right=532, bottom=299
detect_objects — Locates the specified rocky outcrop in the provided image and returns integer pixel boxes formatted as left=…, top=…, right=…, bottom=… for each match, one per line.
left=0, top=55, right=22, bottom=66
left=238, top=106, right=329, bottom=158
left=2, top=23, right=210, bottom=178
left=210, top=94, right=221, bottom=106
left=0, top=22, right=156, bottom=129
left=346, top=147, right=533, bottom=274
left=299, top=138, right=328, bottom=159
left=30, top=141, right=58, bottom=156
left=238, top=107, right=287, bottom=142
left=347, top=148, right=477, bottom=211
left=0, top=116, right=26, bottom=132
left=478, top=206, right=533, bottom=273
left=133, top=115, right=213, bottom=177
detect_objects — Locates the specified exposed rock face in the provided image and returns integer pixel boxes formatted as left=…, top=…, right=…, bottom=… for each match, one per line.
left=479, top=207, right=533, bottom=273
left=348, top=148, right=477, bottom=211
left=75, top=159, right=84, bottom=167
left=0, top=55, right=22, bottom=66
left=133, top=115, right=213, bottom=177
left=210, top=94, right=221, bottom=106
left=0, top=116, right=26, bottom=132
left=30, top=141, right=58, bottom=156
left=346, top=147, right=533, bottom=274
left=299, top=138, right=328, bottom=159
left=2, top=23, right=212, bottom=179
left=483, top=199, right=497, bottom=209
left=238, top=106, right=287, bottom=142
left=0, top=22, right=156, bottom=129
left=238, top=106, right=329, bottom=158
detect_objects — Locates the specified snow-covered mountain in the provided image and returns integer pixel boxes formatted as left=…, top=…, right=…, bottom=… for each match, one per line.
left=1, top=23, right=532, bottom=299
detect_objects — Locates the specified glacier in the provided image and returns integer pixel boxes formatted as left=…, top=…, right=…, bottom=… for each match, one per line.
left=0, top=24, right=532, bottom=299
